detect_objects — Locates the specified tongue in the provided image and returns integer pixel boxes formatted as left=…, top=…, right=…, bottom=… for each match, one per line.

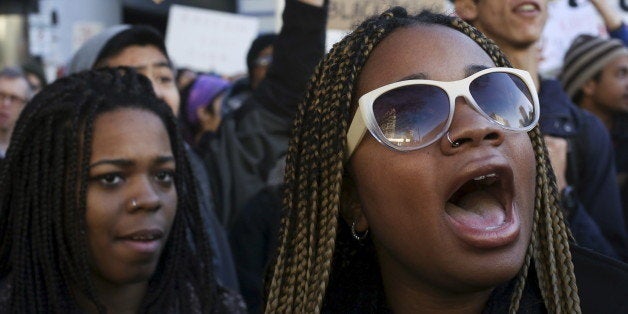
left=448, top=190, right=506, bottom=229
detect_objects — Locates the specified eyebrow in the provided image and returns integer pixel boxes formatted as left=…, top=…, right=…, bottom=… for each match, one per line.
left=134, top=61, right=173, bottom=71
left=465, top=64, right=490, bottom=77
left=397, top=64, right=491, bottom=82
left=89, top=156, right=175, bottom=169
left=398, top=73, right=427, bottom=81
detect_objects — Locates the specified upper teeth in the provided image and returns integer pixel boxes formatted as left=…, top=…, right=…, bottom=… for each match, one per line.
left=473, top=173, right=497, bottom=181
left=131, top=234, right=156, bottom=240
left=518, top=4, right=536, bottom=12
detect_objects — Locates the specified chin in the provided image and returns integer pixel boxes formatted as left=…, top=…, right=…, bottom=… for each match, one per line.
left=446, top=250, right=527, bottom=293
left=474, top=243, right=529, bottom=285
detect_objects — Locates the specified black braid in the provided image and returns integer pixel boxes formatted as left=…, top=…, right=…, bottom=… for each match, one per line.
left=0, top=67, right=223, bottom=313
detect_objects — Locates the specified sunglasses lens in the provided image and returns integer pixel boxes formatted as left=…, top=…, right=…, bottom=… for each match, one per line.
left=372, top=85, right=449, bottom=148
left=469, top=72, right=536, bottom=129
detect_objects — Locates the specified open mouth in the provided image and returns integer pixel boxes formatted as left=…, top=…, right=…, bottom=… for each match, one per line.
left=515, top=3, right=539, bottom=13
left=445, top=166, right=519, bottom=248
left=447, top=173, right=508, bottom=230
left=513, top=1, right=541, bottom=16
left=117, top=229, right=165, bottom=255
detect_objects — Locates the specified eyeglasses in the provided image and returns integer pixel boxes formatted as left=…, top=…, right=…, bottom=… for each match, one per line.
left=0, top=92, right=27, bottom=106
left=346, top=67, right=539, bottom=158
left=254, top=55, right=273, bottom=67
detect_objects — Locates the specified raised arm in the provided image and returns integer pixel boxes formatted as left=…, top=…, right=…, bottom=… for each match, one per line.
left=590, top=0, right=624, bottom=32
left=204, top=0, right=328, bottom=227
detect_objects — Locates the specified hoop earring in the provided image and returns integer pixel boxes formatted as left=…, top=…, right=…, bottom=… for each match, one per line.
left=446, top=131, right=461, bottom=148
left=351, top=220, right=369, bottom=241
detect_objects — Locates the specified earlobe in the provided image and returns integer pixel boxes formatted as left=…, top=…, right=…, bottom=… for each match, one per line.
left=582, top=79, right=597, bottom=96
left=340, top=176, right=370, bottom=233
left=454, top=0, right=479, bottom=21
left=340, top=194, right=369, bottom=231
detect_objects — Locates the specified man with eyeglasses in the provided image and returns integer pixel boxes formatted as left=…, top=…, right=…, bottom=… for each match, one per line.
left=452, top=0, right=627, bottom=262
left=0, top=67, right=33, bottom=160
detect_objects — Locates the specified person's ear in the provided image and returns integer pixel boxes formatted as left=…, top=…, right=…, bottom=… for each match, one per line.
left=582, top=79, right=597, bottom=96
left=454, top=0, right=480, bottom=22
left=197, top=106, right=212, bottom=123
left=340, top=174, right=369, bottom=233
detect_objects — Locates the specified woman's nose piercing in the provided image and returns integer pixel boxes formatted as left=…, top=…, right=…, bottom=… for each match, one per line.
left=446, top=131, right=461, bottom=148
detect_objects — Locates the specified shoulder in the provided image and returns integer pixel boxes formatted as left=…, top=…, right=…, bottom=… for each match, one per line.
left=537, top=79, right=579, bottom=137
left=571, top=245, right=628, bottom=314
left=538, top=79, right=609, bottom=143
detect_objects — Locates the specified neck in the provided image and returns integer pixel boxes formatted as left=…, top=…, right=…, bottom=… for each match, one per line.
left=75, top=280, right=148, bottom=314
left=379, top=258, right=493, bottom=313
left=580, top=100, right=614, bottom=130
left=383, top=275, right=492, bottom=314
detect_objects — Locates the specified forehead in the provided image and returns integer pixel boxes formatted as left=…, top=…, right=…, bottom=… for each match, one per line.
left=604, top=54, right=628, bottom=69
left=0, top=76, right=29, bottom=94
left=356, top=24, right=495, bottom=95
left=103, top=45, right=170, bottom=69
left=90, top=108, right=171, bottom=159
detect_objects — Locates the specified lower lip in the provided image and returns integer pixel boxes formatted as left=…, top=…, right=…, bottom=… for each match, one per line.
left=445, top=203, right=520, bottom=249
left=514, top=8, right=540, bottom=18
left=119, top=239, right=162, bottom=254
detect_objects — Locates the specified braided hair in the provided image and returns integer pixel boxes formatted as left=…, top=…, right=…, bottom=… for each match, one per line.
left=266, top=8, right=580, bottom=313
left=0, top=67, right=223, bottom=313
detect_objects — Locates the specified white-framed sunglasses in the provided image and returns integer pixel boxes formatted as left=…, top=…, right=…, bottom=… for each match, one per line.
left=346, top=67, right=540, bottom=158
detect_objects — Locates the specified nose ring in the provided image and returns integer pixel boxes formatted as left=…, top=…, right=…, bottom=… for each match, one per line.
left=131, top=198, right=138, bottom=209
left=446, top=131, right=461, bottom=148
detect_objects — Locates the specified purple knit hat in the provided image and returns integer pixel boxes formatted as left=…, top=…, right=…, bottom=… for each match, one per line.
left=186, top=75, right=232, bottom=125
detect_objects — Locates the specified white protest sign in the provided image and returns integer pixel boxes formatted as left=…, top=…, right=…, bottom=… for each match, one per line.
left=166, top=5, right=260, bottom=76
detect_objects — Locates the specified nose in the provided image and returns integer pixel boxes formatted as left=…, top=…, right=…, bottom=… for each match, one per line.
left=149, top=78, right=165, bottom=100
left=440, top=97, right=505, bottom=154
left=128, top=176, right=162, bottom=213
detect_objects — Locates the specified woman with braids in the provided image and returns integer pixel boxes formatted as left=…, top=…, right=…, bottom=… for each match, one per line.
left=0, top=67, right=245, bottom=313
left=266, top=7, right=627, bottom=314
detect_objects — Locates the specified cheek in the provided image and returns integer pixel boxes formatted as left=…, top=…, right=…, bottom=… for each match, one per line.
left=511, top=134, right=537, bottom=237
left=351, top=140, right=443, bottom=246
left=164, top=188, right=177, bottom=232
left=165, top=90, right=180, bottom=115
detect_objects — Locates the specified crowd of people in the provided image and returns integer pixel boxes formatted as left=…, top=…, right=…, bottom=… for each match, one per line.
left=0, top=0, right=626, bottom=312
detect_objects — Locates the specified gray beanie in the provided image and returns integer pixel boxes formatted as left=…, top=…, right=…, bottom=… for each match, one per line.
left=67, top=25, right=131, bottom=74
left=559, top=34, right=628, bottom=99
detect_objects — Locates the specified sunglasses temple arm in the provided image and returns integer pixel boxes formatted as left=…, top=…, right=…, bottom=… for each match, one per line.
left=346, top=108, right=368, bottom=160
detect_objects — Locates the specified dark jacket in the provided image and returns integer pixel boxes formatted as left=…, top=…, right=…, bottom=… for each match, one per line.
left=538, top=79, right=628, bottom=261
left=199, top=0, right=328, bottom=229
left=229, top=184, right=282, bottom=314
left=186, top=146, right=239, bottom=291
left=484, top=245, right=628, bottom=314
left=609, top=23, right=628, bottom=240
left=612, top=115, right=628, bottom=230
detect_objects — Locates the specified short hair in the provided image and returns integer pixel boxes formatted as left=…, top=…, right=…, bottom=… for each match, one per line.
left=0, top=67, right=224, bottom=312
left=0, top=66, right=34, bottom=101
left=246, top=33, right=277, bottom=78
left=94, top=25, right=172, bottom=68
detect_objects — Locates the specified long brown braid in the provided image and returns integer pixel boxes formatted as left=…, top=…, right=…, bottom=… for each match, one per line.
left=265, top=8, right=581, bottom=314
